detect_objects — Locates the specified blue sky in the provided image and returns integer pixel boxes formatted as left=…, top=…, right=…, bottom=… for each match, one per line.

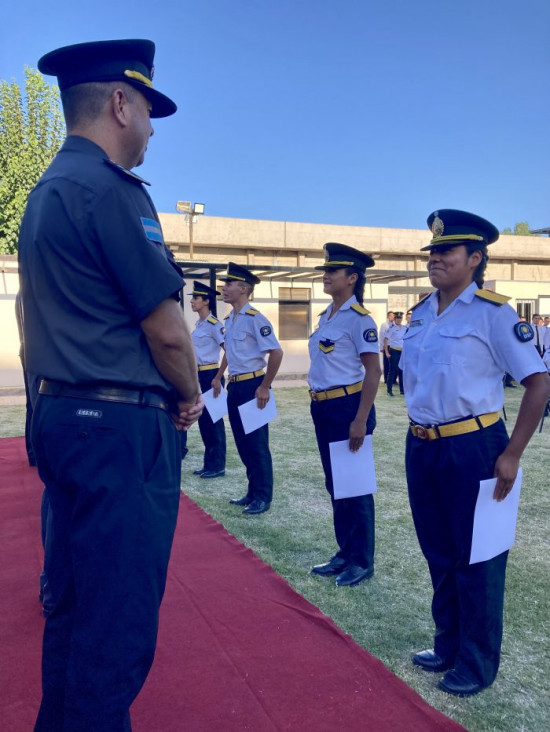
left=2, top=0, right=549, bottom=232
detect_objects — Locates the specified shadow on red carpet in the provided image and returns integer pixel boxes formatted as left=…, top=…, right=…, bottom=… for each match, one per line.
left=0, top=436, right=465, bottom=731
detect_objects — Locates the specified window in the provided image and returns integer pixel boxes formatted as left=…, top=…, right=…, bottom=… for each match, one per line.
left=516, top=300, right=534, bottom=322
left=279, top=287, right=311, bottom=340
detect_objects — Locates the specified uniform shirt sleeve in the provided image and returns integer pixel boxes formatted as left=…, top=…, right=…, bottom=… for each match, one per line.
left=351, top=314, right=379, bottom=355
left=490, top=306, right=547, bottom=383
left=251, top=312, right=281, bottom=352
left=91, top=184, right=183, bottom=322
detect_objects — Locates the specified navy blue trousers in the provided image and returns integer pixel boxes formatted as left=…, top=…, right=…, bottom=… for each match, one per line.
left=310, top=393, right=376, bottom=570
left=227, top=376, right=273, bottom=503
left=32, top=394, right=181, bottom=731
left=406, top=420, right=509, bottom=688
left=387, top=348, right=403, bottom=395
left=197, top=369, right=226, bottom=472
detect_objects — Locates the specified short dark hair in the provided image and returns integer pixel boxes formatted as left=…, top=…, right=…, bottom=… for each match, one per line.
left=61, top=81, right=136, bottom=129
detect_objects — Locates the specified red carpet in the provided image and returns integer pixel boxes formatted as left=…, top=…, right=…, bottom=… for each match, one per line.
left=0, top=436, right=465, bottom=731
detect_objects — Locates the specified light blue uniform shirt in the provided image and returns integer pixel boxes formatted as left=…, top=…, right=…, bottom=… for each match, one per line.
left=308, top=295, right=379, bottom=392
left=224, top=303, right=281, bottom=376
left=191, top=313, right=224, bottom=366
left=401, top=282, right=546, bottom=424
left=386, top=323, right=406, bottom=349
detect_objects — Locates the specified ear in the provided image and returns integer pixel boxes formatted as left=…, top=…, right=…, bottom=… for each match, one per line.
left=111, top=88, right=130, bottom=127
left=468, top=249, right=483, bottom=267
left=348, top=271, right=359, bottom=286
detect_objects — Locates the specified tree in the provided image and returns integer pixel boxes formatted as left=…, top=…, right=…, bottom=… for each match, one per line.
left=501, top=222, right=531, bottom=236
left=0, top=68, right=65, bottom=254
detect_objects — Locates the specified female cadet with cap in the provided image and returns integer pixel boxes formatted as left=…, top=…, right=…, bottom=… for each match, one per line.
left=189, top=281, right=226, bottom=478
left=401, top=209, right=550, bottom=696
left=309, top=243, right=381, bottom=587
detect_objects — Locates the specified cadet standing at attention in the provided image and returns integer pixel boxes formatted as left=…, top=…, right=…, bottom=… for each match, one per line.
left=189, top=281, right=227, bottom=479
left=212, top=263, right=284, bottom=515
left=309, top=243, right=381, bottom=587
left=384, top=311, right=406, bottom=396
left=18, top=39, right=202, bottom=730
left=401, top=209, right=549, bottom=696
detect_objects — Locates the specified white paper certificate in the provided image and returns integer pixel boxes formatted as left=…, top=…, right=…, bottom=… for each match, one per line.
left=238, top=393, right=277, bottom=435
left=469, top=468, right=523, bottom=565
left=329, top=435, right=377, bottom=500
left=201, top=388, right=228, bottom=423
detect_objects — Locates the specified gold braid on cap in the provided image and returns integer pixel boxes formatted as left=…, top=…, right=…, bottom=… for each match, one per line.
left=124, top=70, right=153, bottom=88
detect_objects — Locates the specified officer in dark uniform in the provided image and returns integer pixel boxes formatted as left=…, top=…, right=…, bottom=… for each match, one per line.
left=189, top=281, right=226, bottom=478
left=308, top=243, right=381, bottom=587
left=212, top=263, right=284, bottom=515
left=401, top=209, right=549, bottom=696
left=18, top=39, right=203, bottom=730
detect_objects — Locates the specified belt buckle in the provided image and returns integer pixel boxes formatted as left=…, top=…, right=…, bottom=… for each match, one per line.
left=414, top=425, right=429, bottom=440
left=310, top=390, right=319, bottom=401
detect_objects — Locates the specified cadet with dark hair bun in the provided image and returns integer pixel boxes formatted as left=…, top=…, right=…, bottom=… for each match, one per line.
left=402, top=209, right=550, bottom=697
left=309, top=243, right=381, bottom=588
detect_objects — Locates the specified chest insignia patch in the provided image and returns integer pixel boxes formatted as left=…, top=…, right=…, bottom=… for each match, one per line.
left=319, top=338, right=335, bottom=353
left=363, top=328, right=377, bottom=343
left=513, top=322, right=534, bottom=342
left=140, top=217, right=164, bottom=243
left=260, top=325, right=272, bottom=337
left=409, top=319, right=423, bottom=327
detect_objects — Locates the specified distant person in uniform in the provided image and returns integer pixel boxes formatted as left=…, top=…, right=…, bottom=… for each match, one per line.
left=401, top=209, right=549, bottom=697
left=309, top=243, right=380, bottom=587
left=18, top=39, right=203, bottom=730
left=212, top=263, right=283, bottom=515
left=384, top=311, right=405, bottom=396
left=189, top=281, right=226, bottom=478
left=379, top=311, right=394, bottom=383
left=531, top=314, right=545, bottom=356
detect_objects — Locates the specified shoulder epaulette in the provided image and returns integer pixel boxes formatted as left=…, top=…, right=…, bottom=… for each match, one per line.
left=410, top=294, right=431, bottom=312
left=105, top=159, right=151, bottom=186
left=474, top=289, right=510, bottom=306
left=206, top=315, right=219, bottom=325
left=351, top=303, right=371, bottom=315
left=245, top=307, right=259, bottom=316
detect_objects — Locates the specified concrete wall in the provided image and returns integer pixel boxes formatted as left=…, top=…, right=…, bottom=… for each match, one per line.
left=0, top=259, right=23, bottom=386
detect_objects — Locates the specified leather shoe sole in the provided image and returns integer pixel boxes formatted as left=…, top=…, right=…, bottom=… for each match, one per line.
left=243, top=500, right=270, bottom=515
left=311, top=557, right=348, bottom=576
left=412, top=649, right=453, bottom=673
left=438, top=669, right=484, bottom=697
left=335, top=565, right=374, bottom=587
left=193, top=468, right=206, bottom=476
left=200, top=470, right=225, bottom=479
left=229, top=496, right=252, bottom=506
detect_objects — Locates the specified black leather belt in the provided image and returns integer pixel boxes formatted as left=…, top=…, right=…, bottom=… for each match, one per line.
left=39, top=379, right=174, bottom=414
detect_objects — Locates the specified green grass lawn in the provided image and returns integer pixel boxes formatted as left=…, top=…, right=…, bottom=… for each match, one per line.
left=2, top=385, right=549, bottom=731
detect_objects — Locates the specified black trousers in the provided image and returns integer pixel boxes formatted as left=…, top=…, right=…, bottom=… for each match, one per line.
left=406, top=420, right=509, bottom=688
left=32, top=394, right=181, bottom=731
left=310, top=392, right=376, bottom=570
left=387, top=348, right=403, bottom=394
left=227, top=376, right=273, bottom=503
left=197, top=369, right=226, bottom=472
left=382, top=351, right=390, bottom=383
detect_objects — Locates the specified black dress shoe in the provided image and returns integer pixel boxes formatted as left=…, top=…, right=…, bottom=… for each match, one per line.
left=243, top=500, right=270, bottom=515
left=193, top=468, right=206, bottom=475
left=200, top=469, right=225, bottom=479
left=335, top=564, right=374, bottom=587
left=438, top=669, right=484, bottom=697
left=311, top=556, right=348, bottom=576
left=229, top=495, right=252, bottom=506
left=412, top=649, right=453, bottom=673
